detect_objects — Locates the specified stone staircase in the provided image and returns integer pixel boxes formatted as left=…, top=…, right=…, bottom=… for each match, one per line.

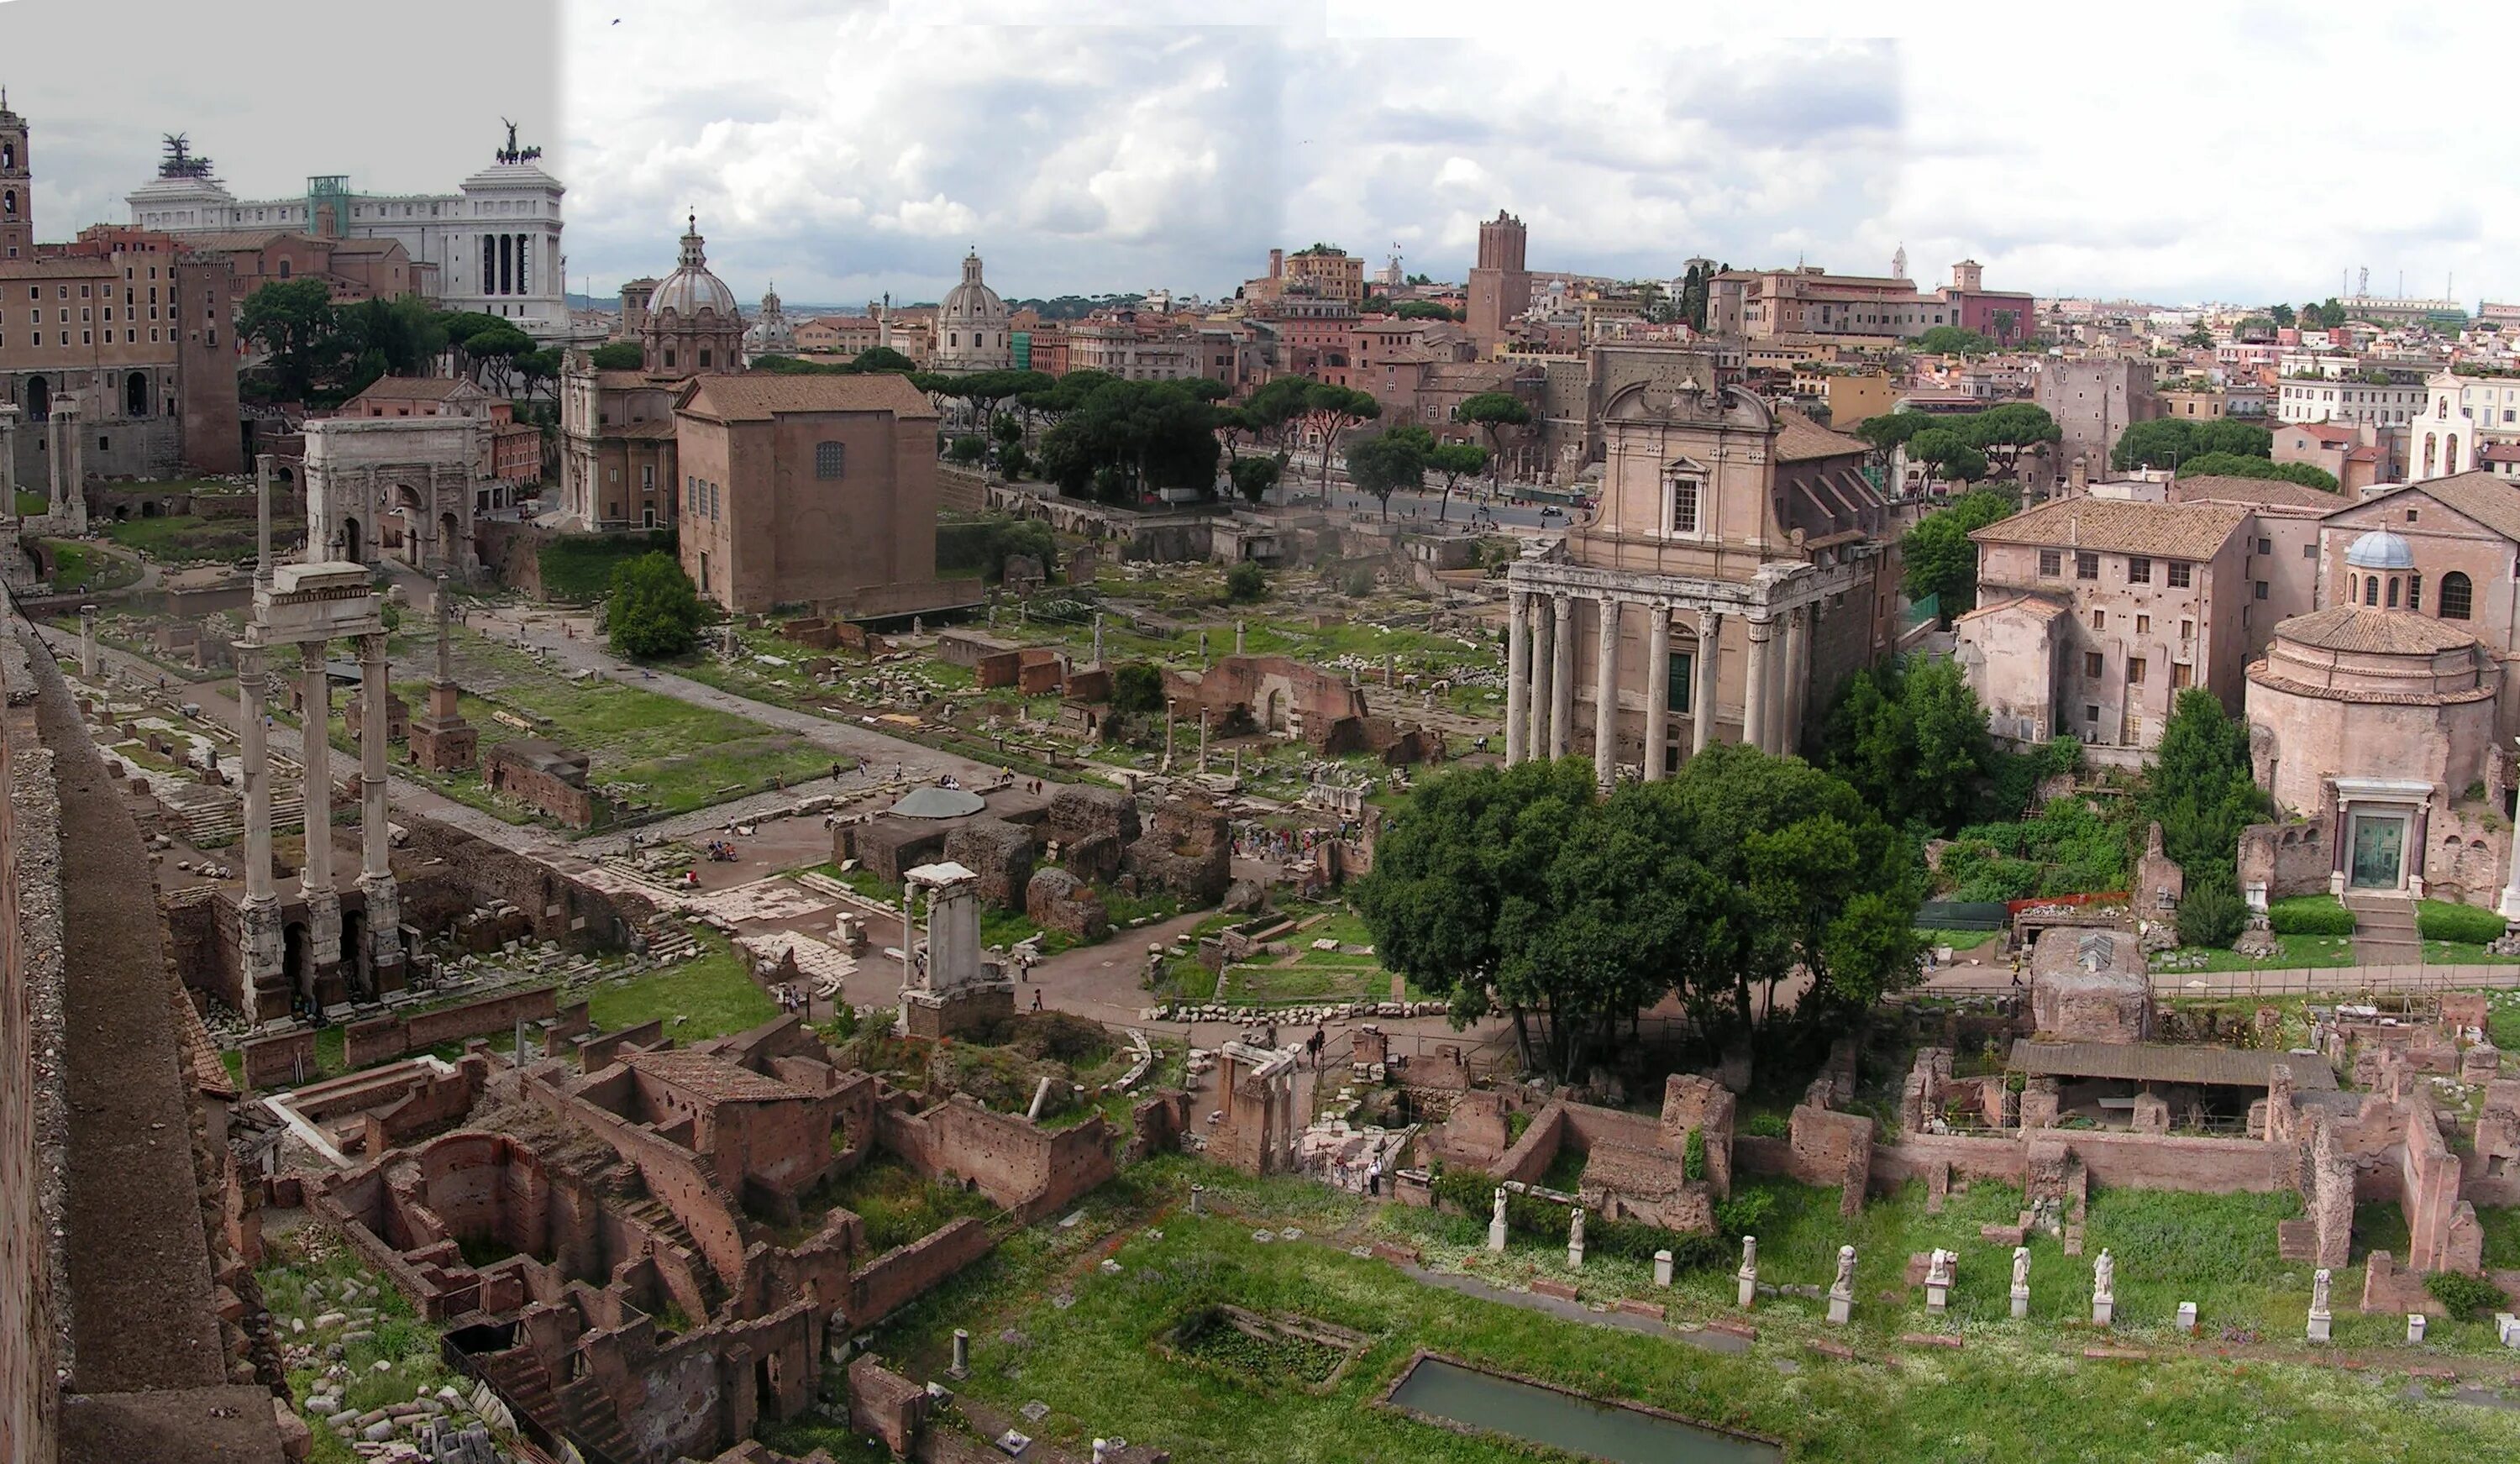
left=2345, top=893, right=2422, bottom=966
left=620, top=1195, right=727, bottom=1317
left=478, top=1344, right=635, bottom=1464
left=151, top=778, right=304, bottom=847
left=551, top=1374, right=638, bottom=1464
left=640, top=916, right=701, bottom=964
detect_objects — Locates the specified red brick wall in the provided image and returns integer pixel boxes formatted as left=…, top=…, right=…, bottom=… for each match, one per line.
left=882, top=1094, right=1116, bottom=1221
left=343, top=984, right=559, bottom=1068
left=848, top=1216, right=994, bottom=1326
left=530, top=1075, right=753, bottom=1288
left=240, top=1027, right=318, bottom=1089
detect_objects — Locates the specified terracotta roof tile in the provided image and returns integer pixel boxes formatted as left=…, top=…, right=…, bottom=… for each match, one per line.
left=679, top=371, right=938, bottom=422
left=1971, top=497, right=2251, bottom=560
left=2269, top=604, right=2481, bottom=655
left=2354, top=470, right=2520, bottom=542
left=625, top=1049, right=809, bottom=1104
left=1772, top=410, right=1868, bottom=463
left=1953, top=592, right=2068, bottom=625
left=2166, top=474, right=2342, bottom=511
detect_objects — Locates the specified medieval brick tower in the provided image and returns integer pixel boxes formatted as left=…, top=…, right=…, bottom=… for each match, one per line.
left=0, top=97, right=32, bottom=260
left=1465, top=209, right=1530, bottom=353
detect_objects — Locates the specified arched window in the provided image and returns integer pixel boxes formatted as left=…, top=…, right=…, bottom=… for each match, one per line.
left=2447, top=433, right=2460, bottom=470
left=2365, top=575, right=2380, bottom=606
left=2441, top=570, right=2474, bottom=620
left=124, top=371, right=147, bottom=418
left=699, top=349, right=711, bottom=369
left=2409, top=572, right=2422, bottom=612
left=3, top=189, right=13, bottom=218
left=2386, top=575, right=2400, bottom=608
left=276, top=258, right=290, bottom=280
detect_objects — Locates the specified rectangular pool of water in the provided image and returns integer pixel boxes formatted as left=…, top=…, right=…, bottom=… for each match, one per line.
left=1386, top=1355, right=1782, bottom=1464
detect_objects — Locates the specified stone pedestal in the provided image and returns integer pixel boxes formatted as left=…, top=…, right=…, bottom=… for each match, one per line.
left=2091, top=1297, right=2113, bottom=1328
left=1825, top=1291, right=1851, bottom=1326
left=2306, top=1308, right=2331, bottom=1344
left=2009, top=1286, right=2030, bottom=1320
left=2176, top=1302, right=2197, bottom=1334
left=240, top=895, right=286, bottom=1021
left=2496, top=1312, right=2518, bottom=1348
left=1735, top=1271, right=1756, bottom=1308
left=1651, top=1250, right=1672, bottom=1288
left=1566, top=1242, right=1583, bottom=1271
left=948, top=1328, right=969, bottom=1380
left=1487, top=1219, right=1508, bottom=1253
left=2407, top=1313, right=2427, bottom=1344
left=1925, top=1283, right=1949, bottom=1315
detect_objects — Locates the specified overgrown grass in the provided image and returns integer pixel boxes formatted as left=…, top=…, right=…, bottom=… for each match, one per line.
left=102, top=512, right=306, bottom=564
left=260, top=1226, right=477, bottom=1463
left=1916, top=927, right=2000, bottom=951
left=583, top=931, right=779, bottom=1041
left=538, top=530, right=676, bottom=602
left=853, top=1162, right=2520, bottom=1464
left=785, top=1155, right=999, bottom=1251
left=41, top=541, right=142, bottom=591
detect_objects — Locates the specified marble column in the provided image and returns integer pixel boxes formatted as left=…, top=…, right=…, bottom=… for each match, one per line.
left=60, top=402, right=83, bottom=532
left=1527, top=595, right=1554, bottom=759
left=1504, top=590, right=1531, bottom=765
left=358, top=633, right=392, bottom=884
left=1782, top=604, right=1810, bottom=757
left=2501, top=738, right=2520, bottom=921
left=239, top=648, right=274, bottom=905
left=300, top=645, right=336, bottom=901
left=45, top=407, right=62, bottom=517
left=1549, top=592, right=1574, bottom=760
left=0, top=404, right=17, bottom=517
left=1642, top=603, right=1671, bottom=780
left=1593, top=597, right=1620, bottom=786
left=1693, top=607, right=1723, bottom=754
left=1744, top=614, right=1776, bottom=753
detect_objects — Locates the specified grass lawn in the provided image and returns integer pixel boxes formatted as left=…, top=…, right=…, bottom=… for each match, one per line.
left=2157, top=933, right=2357, bottom=972
left=2423, top=941, right=2520, bottom=965
left=102, top=512, right=306, bottom=564
left=784, top=1155, right=1000, bottom=1251
left=42, top=541, right=142, bottom=592
left=843, top=1161, right=2520, bottom=1464
left=1218, top=962, right=1391, bottom=1005
left=1917, top=927, right=2000, bottom=951
left=583, top=931, right=779, bottom=1041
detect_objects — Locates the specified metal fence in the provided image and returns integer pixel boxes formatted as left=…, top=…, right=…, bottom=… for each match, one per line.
left=2145, top=963, right=2520, bottom=1000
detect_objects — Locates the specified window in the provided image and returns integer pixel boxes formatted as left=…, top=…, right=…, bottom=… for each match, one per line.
left=2084, top=651, right=2104, bottom=678
left=2037, top=549, right=2061, bottom=577
left=2441, top=570, right=2474, bottom=620
left=2135, top=614, right=2150, bottom=634
left=2256, top=537, right=2272, bottom=555
left=2075, top=550, right=2098, bottom=580
left=2092, top=609, right=2106, bottom=630
left=2171, top=662, right=2193, bottom=690
left=2084, top=704, right=2100, bottom=723
left=2302, top=542, right=2317, bottom=558
left=2365, top=576, right=2380, bottom=606
left=815, top=440, right=845, bottom=480
left=2166, top=562, right=2192, bottom=588
left=2410, top=573, right=2421, bottom=612
left=2181, top=618, right=2193, bottom=641
left=2128, top=657, right=2146, bottom=685
left=2406, top=507, right=2419, bottom=522
left=1668, top=474, right=1700, bottom=535
left=2128, top=555, right=2151, bottom=584
left=2255, top=580, right=2268, bottom=601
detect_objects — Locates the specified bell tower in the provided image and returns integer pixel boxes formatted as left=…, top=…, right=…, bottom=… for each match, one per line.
left=0, top=92, right=33, bottom=260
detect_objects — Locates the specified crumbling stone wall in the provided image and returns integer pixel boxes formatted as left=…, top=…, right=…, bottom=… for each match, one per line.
left=1124, top=795, right=1231, bottom=905
left=944, top=818, right=1035, bottom=913
left=846, top=1216, right=994, bottom=1327
left=848, top=1355, right=929, bottom=1457
left=1786, top=1102, right=1874, bottom=1218
left=239, top=1027, right=317, bottom=1089
left=396, top=816, right=654, bottom=952
left=1023, top=868, right=1107, bottom=941
left=879, top=1093, right=1116, bottom=1222
left=1045, top=784, right=1138, bottom=847
left=0, top=627, right=60, bottom=1464
left=1657, top=1073, right=1735, bottom=1200
left=344, top=985, right=564, bottom=1068
left=2237, top=818, right=2332, bottom=906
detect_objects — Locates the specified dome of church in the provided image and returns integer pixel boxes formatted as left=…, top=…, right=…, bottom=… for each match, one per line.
left=940, top=250, right=1006, bottom=323
left=649, top=213, right=739, bottom=320
left=2346, top=528, right=2415, bottom=570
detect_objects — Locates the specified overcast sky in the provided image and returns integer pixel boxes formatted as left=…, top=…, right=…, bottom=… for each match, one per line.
left=10, top=0, right=2517, bottom=314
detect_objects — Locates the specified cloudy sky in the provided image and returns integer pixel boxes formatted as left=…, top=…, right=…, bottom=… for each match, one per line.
left=10, top=0, right=2519, bottom=313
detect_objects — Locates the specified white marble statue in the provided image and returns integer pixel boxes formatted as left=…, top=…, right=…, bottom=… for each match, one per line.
left=2092, top=1249, right=2115, bottom=1302
left=2011, top=1246, right=2031, bottom=1293
left=1493, top=1188, right=1508, bottom=1226
left=1739, top=1236, right=1758, bottom=1275
left=1926, top=1249, right=1955, bottom=1288
left=2311, top=1268, right=2332, bottom=1314
left=1568, top=1208, right=1585, bottom=1249
left=1831, top=1244, right=1858, bottom=1296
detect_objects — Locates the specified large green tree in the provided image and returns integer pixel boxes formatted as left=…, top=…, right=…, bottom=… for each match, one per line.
left=1455, top=391, right=1531, bottom=491
left=587, top=340, right=645, bottom=370
left=1427, top=440, right=1489, bottom=521
left=1032, top=377, right=1222, bottom=504
left=1227, top=452, right=1284, bottom=507
left=2141, top=689, right=2271, bottom=888
left=2112, top=417, right=2273, bottom=471
left=1819, top=657, right=1995, bottom=836
left=1915, top=325, right=1998, bottom=356
left=1305, top=383, right=1382, bottom=500
left=239, top=279, right=346, bottom=401
left=2175, top=452, right=2337, bottom=491
left=606, top=552, right=707, bottom=660
left=1347, top=424, right=1432, bottom=518
left=1899, top=486, right=2016, bottom=617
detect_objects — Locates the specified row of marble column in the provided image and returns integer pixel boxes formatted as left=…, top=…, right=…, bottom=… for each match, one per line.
left=237, top=632, right=396, bottom=934
left=1504, top=589, right=1811, bottom=784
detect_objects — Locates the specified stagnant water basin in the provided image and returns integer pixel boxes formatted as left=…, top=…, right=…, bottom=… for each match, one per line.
left=1385, top=1355, right=1784, bottom=1464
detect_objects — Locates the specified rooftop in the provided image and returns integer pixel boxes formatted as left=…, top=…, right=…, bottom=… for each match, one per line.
left=678, top=371, right=939, bottom=422
left=1972, top=496, right=2251, bottom=561
left=2010, top=1040, right=2337, bottom=1091
left=625, top=1048, right=810, bottom=1105
left=2269, top=603, right=2481, bottom=656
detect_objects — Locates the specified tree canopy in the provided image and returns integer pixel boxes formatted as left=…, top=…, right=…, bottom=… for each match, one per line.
left=1819, top=656, right=1995, bottom=837
left=1227, top=453, right=1284, bottom=506
left=1347, top=424, right=1432, bottom=517
left=1456, top=391, right=1531, bottom=486
left=2141, top=690, right=2271, bottom=889
left=1032, top=376, right=1223, bottom=504
left=588, top=340, right=645, bottom=370
left=2174, top=452, right=2337, bottom=491
left=606, top=553, right=707, bottom=660
left=1353, top=749, right=1921, bottom=1075
left=1915, top=325, right=1998, bottom=356
left=2111, top=417, right=2273, bottom=471
left=1859, top=405, right=2058, bottom=482
left=1302, top=383, right=1381, bottom=498
left=1898, top=486, right=2016, bottom=617
left=1427, top=439, right=1488, bottom=521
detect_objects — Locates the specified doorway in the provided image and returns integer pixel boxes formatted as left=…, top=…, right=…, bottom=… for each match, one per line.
left=2348, top=812, right=2407, bottom=891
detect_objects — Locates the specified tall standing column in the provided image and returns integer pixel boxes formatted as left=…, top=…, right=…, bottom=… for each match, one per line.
left=0, top=403, right=18, bottom=517
left=2501, top=739, right=2520, bottom=921
left=61, top=402, right=84, bottom=533
left=1643, top=603, right=1671, bottom=781
left=1744, top=614, right=1776, bottom=754
left=1549, top=592, right=1575, bottom=761
left=1504, top=590, right=1531, bottom=765
left=45, top=407, right=62, bottom=517
left=299, top=644, right=336, bottom=901
left=1527, top=595, right=1554, bottom=759
left=1693, top=608, right=1724, bottom=754
left=358, top=633, right=391, bottom=883
left=1782, top=604, right=1810, bottom=757
left=239, top=650, right=274, bottom=905
left=1593, top=597, right=1621, bottom=787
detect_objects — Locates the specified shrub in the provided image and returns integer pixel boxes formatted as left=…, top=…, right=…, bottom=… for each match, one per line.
left=2424, top=1269, right=2506, bottom=1318
left=1712, top=1189, right=1773, bottom=1239
left=1682, top=1127, right=1707, bottom=1182
left=2177, top=884, right=2247, bottom=949
left=1741, top=1111, right=1791, bottom=1139
left=2418, top=900, right=2508, bottom=946
left=1224, top=561, right=1267, bottom=602
left=2266, top=895, right=2355, bottom=937
left=606, top=552, right=707, bottom=660
left=948, top=434, right=987, bottom=464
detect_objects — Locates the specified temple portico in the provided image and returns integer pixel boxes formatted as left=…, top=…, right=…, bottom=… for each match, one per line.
left=234, top=453, right=404, bottom=1021
left=1499, top=381, right=1894, bottom=784
left=1502, top=557, right=1864, bottom=782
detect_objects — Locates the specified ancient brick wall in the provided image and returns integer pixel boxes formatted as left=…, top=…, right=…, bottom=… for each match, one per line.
left=880, top=1094, right=1116, bottom=1220
left=848, top=1355, right=930, bottom=1457
left=1657, top=1074, right=1735, bottom=1199
left=577, top=1019, right=668, bottom=1072
left=1490, top=1101, right=1566, bottom=1185
left=944, top=818, right=1035, bottom=912
left=847, top=1216, right=994, bottom=1327
left=484, top=745, right=600, bottom=828
left=1786, top=1105, right=1873, bottom=1216
left=2398, top=1094, right=2473, bottom=1273
left=0, top=622, right=60, bottom=1464
left=239, top=1027, right=318, bottom=1089
left=344, top=984, right=561, bottom=1068
left=397, top=815, right=654, bottom=950
left=2237, top=818, right=2333, bottom=904
left=530, top=1075, right=752, bottom=1288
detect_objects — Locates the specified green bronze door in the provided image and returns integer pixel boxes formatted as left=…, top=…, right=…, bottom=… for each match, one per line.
left=2349, top=815, right=2405, bottom=890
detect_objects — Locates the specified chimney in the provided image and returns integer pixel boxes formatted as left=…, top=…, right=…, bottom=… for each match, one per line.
left=2069, top=456, right=2088, bottom=495
left=1268, top=249, right=1284, bottom=281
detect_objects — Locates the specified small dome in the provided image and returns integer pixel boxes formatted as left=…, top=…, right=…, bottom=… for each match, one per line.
left=940, top=249, right=1006, bottom=323
left=2346, top=528, right=2415, bottom=570
left=888, top=786, right=987, bottom=821
left=649, top=213, right=740, bottom=320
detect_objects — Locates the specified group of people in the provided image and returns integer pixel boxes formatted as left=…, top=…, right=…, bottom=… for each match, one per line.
left=1230, top=822, right=1353, bottom=864
left=774, top=983, right=812, bottom=1017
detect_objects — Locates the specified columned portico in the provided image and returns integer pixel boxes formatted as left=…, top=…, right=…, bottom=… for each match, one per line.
left=2328, top=777, right=2435, bottom=898
left=1593, top=597, right=1621, bottom=784
left=1642, top=602, right=1671, bottom=780
left=1548, top=592, right=1575, bottom=759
